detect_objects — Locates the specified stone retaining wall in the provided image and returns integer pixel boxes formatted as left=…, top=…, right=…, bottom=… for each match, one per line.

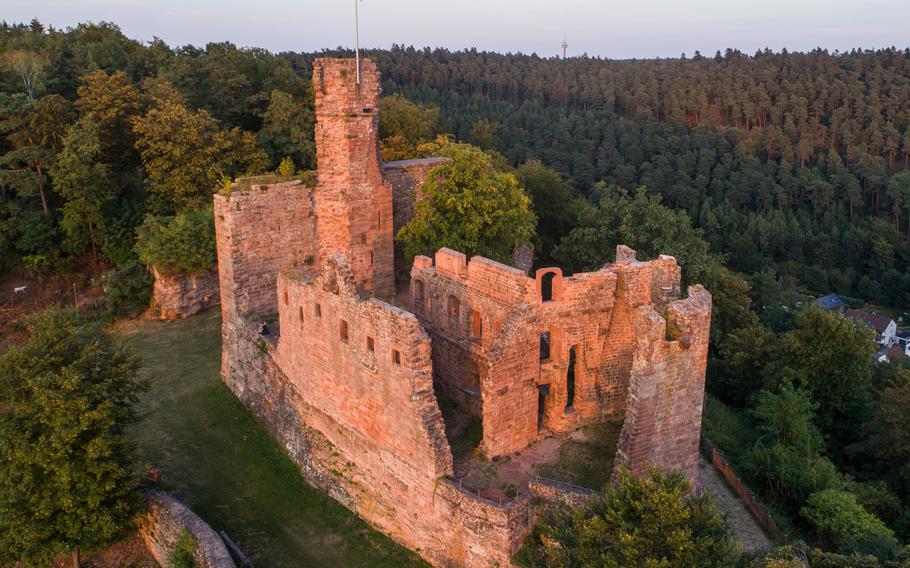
left=138, top=491, right=236, bottom=568
left=528, top=477, right=600, bottom=511
left=150, top=267, right=220, bottom=319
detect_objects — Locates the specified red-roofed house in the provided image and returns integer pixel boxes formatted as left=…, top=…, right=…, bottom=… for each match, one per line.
left=845, top=309, right=898, bottom=345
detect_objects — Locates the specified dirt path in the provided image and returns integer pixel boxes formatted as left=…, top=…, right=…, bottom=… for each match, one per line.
left=699, top=458, right=773, bottom=552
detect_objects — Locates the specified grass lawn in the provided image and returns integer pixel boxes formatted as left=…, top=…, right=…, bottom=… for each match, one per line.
left=120, top=309, right=426, bottom=568
left=533, top=421, right=623, bottom=490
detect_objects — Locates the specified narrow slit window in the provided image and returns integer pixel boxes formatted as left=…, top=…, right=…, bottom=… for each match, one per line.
left=367, top=336, right=375, bottom=352
left=315, top=303, right=322, bottom=318
left=540, top=332, right=551, bottom=361
left=471, top=310, right=483, bottom=338
left=392, top=349, right=401, bottom=366
left=284, top=290, right=289, bottom=304
left=361, top=232, right=367, bottom=245
left=415, top=280, right=425, bottom=305
left=340, top=320, right=349, bottom=343
left=299, top=306, right=304, bottom=322
left=566, top=346, right=576, bottom=408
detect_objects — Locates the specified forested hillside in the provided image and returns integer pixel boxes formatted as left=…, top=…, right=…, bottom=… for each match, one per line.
left=4, top=19, right=910, bottom=565
left=320, top=46, right=910, bottom=305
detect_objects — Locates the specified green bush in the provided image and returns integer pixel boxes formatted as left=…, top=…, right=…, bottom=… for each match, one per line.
left=801, top=489, right=897, bottom=554
left=842, top=479, right=903, bottom=525
left=744, top=444, right=842, bottom=515
left=167, top=531, right=198, bottom=568
left=102, top=260, right=153, bottom=316
left=135, top=209, right=216, bottom=275
left=516, top=467, right=739, bottom=567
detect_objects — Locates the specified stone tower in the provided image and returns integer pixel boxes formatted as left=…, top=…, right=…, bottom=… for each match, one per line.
left=313, top=58, right=395, bottom=297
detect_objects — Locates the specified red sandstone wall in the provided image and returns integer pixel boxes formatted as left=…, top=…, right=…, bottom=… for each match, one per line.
left=219, top=254, right=535, bottom=567
left=150, top=267, right=220, bottom=319
left=213, top=180, right=317, bottom=321
left=613, top=285, right=712, bottom=481
left=411, top=249, right=645, bottom=456
left=313, top=59, right=395, bottom=297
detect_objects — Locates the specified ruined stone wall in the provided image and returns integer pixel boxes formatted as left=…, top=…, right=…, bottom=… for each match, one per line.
left=213, top=180, right=316, bottom=321
left=150, top=267, right=220, bottom=319
left=613, top=285, right=712, bottom=481
left=592, top=249, right=683, bottom=424
left=138, top=491, right=236, bottom=568
left=411, top=250, right=634, bottom=456
left=219, top=255, right=536, bottom=567
left=313, top=58, right=394, bottom=297
left=383, top=157, right=448, bottom=282
left=410, top=250, right=536, bottom=420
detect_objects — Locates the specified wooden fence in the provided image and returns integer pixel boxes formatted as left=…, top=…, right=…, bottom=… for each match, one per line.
left=701, top=436, right=789, bottom=545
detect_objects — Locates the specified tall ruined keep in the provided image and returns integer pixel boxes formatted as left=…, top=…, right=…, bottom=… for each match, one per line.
left=214, top=58, right=712, bottom=567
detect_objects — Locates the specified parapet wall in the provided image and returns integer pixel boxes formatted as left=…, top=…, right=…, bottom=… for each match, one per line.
left=214, top=180, right=317, bottom=320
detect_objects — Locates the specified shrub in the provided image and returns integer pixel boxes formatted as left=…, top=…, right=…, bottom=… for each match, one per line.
left=800, top=489, right=897, bottom=555
left=516, top=467, right=739, bottom=567
left=167, top=531, right=197, bottom=568
left=135, top=209, right=216, bottom=275
left=102, top=260, right=153, bottom=316
left=744, top=444, right=841, bottom=515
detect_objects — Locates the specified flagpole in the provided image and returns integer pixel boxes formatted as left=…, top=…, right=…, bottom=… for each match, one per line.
left=354, top=0, right=361, bottom=84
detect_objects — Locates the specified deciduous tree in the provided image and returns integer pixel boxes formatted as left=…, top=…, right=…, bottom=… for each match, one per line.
left=396, top=143, right=536, bottom=264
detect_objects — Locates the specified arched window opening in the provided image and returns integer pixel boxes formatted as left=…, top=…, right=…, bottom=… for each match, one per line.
left=541, top=272, right=556, bottom=302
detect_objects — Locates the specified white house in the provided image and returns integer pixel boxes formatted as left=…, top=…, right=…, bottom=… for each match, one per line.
left=846, top=309, right=898, bottom=346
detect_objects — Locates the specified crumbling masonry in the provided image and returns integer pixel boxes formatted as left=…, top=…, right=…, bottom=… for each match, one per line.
left=214, top=58, right=712, bottom=567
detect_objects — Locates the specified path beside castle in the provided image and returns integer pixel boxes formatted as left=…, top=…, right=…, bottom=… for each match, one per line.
left=699, top=458, right=773, bottom=552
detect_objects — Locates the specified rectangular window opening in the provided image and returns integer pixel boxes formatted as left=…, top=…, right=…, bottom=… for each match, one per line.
left=392, top=349, right=401, bottom=366
left=367, top=336, right=375, bottom=352
left=340, top=319, right=349, bottom=343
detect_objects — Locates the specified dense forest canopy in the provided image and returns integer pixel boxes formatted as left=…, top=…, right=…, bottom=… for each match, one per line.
left=2, top=21, right=909, bottom=307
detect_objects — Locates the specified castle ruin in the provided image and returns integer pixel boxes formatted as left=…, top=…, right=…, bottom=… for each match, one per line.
left=214, top=58, right=712, bottom=567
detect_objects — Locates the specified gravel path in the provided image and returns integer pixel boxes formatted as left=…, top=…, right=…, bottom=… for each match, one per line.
left=699, top=457, right=773, bottom=552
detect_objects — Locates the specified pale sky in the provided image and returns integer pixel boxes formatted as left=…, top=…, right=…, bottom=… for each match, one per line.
left=5, top=0, right=910, bottom=59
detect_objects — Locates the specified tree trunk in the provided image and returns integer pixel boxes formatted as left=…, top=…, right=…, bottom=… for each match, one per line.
left=72, top=549, right=80, bottom=568
left=88, top=221, right=98, bottom=267
left=35, top=163, right=49, bottom=217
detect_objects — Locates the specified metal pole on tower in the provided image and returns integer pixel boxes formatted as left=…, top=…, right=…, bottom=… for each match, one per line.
left=354, top=0, right=361, bottom=83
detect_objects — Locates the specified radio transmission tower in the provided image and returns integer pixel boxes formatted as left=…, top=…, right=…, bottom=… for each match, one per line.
left=561, top=35, right=568, bottom=59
